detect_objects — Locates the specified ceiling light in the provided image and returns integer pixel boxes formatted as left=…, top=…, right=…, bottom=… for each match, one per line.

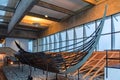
left=45, top=15, right=48, bottom=18
left=32, top=23, right=40, bottom=27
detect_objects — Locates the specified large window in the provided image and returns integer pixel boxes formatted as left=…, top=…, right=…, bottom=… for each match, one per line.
left=33, top=13, right=120, bottom=52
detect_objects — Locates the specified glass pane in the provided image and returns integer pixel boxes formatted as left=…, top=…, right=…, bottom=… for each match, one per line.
left=85, top=22, right=95, bottom=37
left=0, top=19, right=3, bottom=21
left=115, top=33, right=120, bottom=49
left=38, top=39, right=41, bottom=45
left=49, top=35, right=54, bottom=51
left=98, top=34, right=111, bottom=51
left=76, top=39, right=83, bottom=50
left=51, top=43, right=54, bottom=51
left=55, top=42, right=59, bottom=52
left=61, top=41, right=66, bottom=51
left=113, top=13, right=120, bottom=32
left=46, top=37, right=49, bottom=51
left=61, top=31, right=66, bottom=41
left=68, top=40, right=73, bottom=51
left=43, top=45, right=46, bottom=51
left=55, top=33, right=59, bottom=52
left=33, top=40, right=37, bottom=47
left=38, top=46, right=42, bottom=52
left=0, top=10, right=6, bottom=16
left=28, top=40, right=33, bottom=52
left=75, top=25, right=83, bottom=38
left=50, top=35, right=54, bottom=43
left=0, top=0, right=8, bottom=6
left=0, top=44, right=2, bottom=47
left=55, top=33, right=59, bottom=42
left=33, top=47, right=37, bottom=52
left=97, top=19, right=101, bottom=27
left=102, top=17, right=111, bottom=34
left=46, top=36, right=49, bottom=44
left=46, top=44, right=49, bottom=51
left=43, top=38, right=46, bottom=45
left=67, top=29, right=74, bottom=40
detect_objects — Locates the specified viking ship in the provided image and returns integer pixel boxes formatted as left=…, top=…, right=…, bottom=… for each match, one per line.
left=14, top=6, right=107, bottom=75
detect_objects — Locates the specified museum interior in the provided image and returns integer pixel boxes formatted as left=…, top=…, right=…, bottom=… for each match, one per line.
left=0, top=0, right=120, bottom=80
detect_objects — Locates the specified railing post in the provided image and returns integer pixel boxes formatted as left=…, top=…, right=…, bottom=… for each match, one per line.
left=56, top=73, right=58, bottom=80
left=119, top=50, right=120, bottom=67
left=46, top=63, right=48, bottom=80
left=106, top=50, right=108, bottom=78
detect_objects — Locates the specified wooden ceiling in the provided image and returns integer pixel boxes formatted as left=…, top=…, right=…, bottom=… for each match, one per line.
left=0, top=0, right=106, bottom=39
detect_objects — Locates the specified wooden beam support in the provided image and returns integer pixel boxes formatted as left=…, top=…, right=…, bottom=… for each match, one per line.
left=61, top=5, right=93, bottom=21
left=16, top=25, right=47, bottom=31
left=0, top=24, right=39, bottom=39
left=27, top=12, right=60, bottom=22
left=9, top=29, right=39, bottom=39
left=0, top=5, right=15, bottom=12
left=0, top=15, right=11, bottom=20
left=7, top=0, right=40, bottom=33
left=37, top=1, right=74, bottom=15
left=0, top=20, right=9, bottom=24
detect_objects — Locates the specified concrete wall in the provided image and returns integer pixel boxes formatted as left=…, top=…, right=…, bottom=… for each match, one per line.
left=4, top=38, right=29, bottom=51
left=40, top=0, right=120, bottom=37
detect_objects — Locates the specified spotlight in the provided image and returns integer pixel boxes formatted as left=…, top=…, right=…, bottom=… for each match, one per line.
left=45, top=15, right=48, bottom=18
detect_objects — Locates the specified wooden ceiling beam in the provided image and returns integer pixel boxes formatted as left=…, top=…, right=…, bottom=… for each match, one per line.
left=83, top=0, right=106, bottom=5
left=0, top=15, right=11, bottom=20
left=74, top=5, right=93, bottom=15
left=0, top=22, right=47, bottom=32
left=0, top=29, right=38, bottom=39
left=27, top=12, right=60, bottom=22
left=0, top=20, right=9, bottom=24
left=0, top=24, right=40, bottom=39
left=16, top=24, right=48, bottom=31
left=8, top=0, right=40, bottom=33
left=37, top=1, right=74, bottom=15
left=0, top=5, right=15, bottom=12
left=61, top=5, right=93, bottom=21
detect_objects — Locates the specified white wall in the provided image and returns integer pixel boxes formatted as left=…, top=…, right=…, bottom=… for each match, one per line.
left=0, top=54, right=6, bottom=62
left=104, top=67, right=120, bottom=80
left=4, top=38, right=29, bottom=51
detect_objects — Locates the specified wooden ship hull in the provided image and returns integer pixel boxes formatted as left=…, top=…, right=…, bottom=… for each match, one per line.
left=14, top=6, right=107, bottom=74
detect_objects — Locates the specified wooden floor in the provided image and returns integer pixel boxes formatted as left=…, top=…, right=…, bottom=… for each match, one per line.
left=0, top=63, right=7, bottom=80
